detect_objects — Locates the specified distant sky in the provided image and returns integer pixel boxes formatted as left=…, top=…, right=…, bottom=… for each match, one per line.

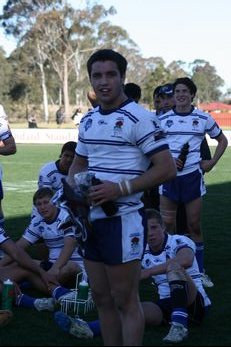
left=1, top=0, right=231, bottom=90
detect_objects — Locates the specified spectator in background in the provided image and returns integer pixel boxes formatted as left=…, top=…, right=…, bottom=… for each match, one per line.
left=56, top=106, right=65, bottom=126
left=158, top=77, right=228, bottom=287
left=71, top=107, right=83, bottom=126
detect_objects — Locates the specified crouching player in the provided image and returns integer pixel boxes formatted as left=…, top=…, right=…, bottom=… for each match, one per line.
left=54, top=208, right=211, bottom=344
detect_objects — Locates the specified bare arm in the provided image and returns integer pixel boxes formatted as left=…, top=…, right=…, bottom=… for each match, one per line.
left=141, top=247, right=194, bottom=280
left=0, top=237, right=30, bottom=267
left=201, top=132, right=228, bottom=173
left=67, top=154, right=88, bottom=187
left=47, top=236, right=77, bottom=278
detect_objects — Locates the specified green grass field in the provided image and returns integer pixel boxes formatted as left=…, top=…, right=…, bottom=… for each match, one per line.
left=0, top=144, right=231, bottom=346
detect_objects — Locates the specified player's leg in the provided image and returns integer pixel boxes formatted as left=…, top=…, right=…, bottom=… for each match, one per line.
left=159, top=195, right=177, bottom=234
left=84, top=259, right=122, bottom=345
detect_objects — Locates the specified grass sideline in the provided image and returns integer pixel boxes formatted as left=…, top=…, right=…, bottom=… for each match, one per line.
left=0, top=144, right=230, bottom=346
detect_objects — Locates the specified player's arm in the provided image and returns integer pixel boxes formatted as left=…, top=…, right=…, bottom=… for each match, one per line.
left=47, top=236, right=77, bottom=278
left=67, top=154, right=88, bottom=187
left=88, top=148, right=176, bottom=205
left=0, top=136, right=16, bottom=155
left=0, top=237, right=31, bottom=267
left=201, top=132, right=228, bottom=172
left=141, top=247, right=194, bottom=280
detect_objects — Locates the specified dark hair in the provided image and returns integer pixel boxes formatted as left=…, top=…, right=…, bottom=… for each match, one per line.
left=33, top=187, right=54, bottom=205
left=61, top=141, right=76, bottom=154
left=173, top=77, right=197, bottom=96
left=124, top=83, right=141, bottom=103
left=87, top=49, right=127, bottom=77
left=153, top=85, right=162, bottom=99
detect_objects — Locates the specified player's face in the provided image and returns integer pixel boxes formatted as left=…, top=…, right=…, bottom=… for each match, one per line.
left=174, top=84, right=193, bottom=109
left=59, top=150, right=75, bottom=173
left=90, top=60, right=126, bottom=110
left=147, top=218, right=165, bottom=251
left=153, top=95, right=162, bottom=114
left=159, top=95, right=175, bottom=113
left=35, top=196, right=57, bottom=220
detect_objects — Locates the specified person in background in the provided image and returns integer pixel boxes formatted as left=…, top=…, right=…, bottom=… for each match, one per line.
left=142, top=83, right=175, bottom=211
left=56, top=106, right=65, bottom=126
left=86, top=90, right=99, bottom=109
left=124, top=82, right=141, bottom=103
left=66, top=48, right=176, bottom=346
left=71, top=107, right=83, bottom=126
left=54, top=209, right=211, bottom=344
left=38, top=141, right=76, bottom=193
left=0, top=116, right=17, bottom=229
left=0, top=187, right=84, bottom=312
left=158, top=77, right=228, bottom=288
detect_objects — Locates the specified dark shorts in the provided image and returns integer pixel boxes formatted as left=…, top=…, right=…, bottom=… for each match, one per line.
left=83, top=209, right=147, bottom=265
left=157, top=291, right=210, bottom=325
left=0, top=181, right=3, bottom=200
left=159, top=169, right=206, bottom=203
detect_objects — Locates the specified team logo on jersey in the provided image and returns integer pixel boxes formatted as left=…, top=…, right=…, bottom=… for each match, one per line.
left=192, top=118, right=199, bottom=130
left=130, top=235, right=140, bottom=255
left=152, top=120, right=160, bottom=129
left=144, top=258, right=152, bottom=267
left=85, top=118, right=92, bottom=131
left=112, top=118, right=124, bottom=137
left=98, top=120, right=107, bottom=125
left=165, top=120, right=173, bottom=128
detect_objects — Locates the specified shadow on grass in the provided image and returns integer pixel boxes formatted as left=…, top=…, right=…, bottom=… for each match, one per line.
left=2, top=180, right=231, bottom=346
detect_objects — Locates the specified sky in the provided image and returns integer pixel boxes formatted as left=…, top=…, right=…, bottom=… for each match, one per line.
left=1, top=0, right=231, bottom=90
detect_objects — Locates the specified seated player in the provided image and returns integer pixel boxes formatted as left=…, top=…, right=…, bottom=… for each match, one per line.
left=53, top=209, right=211, bottom=344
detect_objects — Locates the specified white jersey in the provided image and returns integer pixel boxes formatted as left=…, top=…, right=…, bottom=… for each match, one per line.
left=142, top=234, right=211, bottom=307
left=0, top=105, right=8, bottom=122
left=38, top=161, right=66, bottom=192
left=76, top=99, right=169, bottom=220
left=159, top=107, right=221, bottom=176
left=23, top=207, right=83, bottom=267
left=0, top=118, right=13, bottom=142
left=0, top=227, right=10, bottom=245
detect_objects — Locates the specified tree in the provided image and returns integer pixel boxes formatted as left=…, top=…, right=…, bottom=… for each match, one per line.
left=190, top=60, right=224, bottom=102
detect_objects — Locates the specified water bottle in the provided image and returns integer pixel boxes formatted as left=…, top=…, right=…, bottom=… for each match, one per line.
left=77, top=275, right=89, bottom=301
left=1, top=279, right=14, bottom=311
left=178, top=142, right=189, bottom=171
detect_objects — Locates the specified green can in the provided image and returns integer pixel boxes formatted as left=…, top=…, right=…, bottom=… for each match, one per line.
left=1, top=279, right=14, bottom=311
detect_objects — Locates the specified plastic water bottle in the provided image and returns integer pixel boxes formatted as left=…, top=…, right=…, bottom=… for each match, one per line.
left=1, top=279, right=14, bottom=311
left=77, top=273, right=89, bottom=301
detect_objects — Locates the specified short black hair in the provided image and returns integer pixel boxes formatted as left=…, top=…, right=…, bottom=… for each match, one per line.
left=87, top=49, right=127, bottom=77
left=153, top=85, right=162, bottom=99
left=124, top=83, right=141, bottom=102
left=61, top=141, right=76, bottom=154
left=173, top=77, right=197, bottom=96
